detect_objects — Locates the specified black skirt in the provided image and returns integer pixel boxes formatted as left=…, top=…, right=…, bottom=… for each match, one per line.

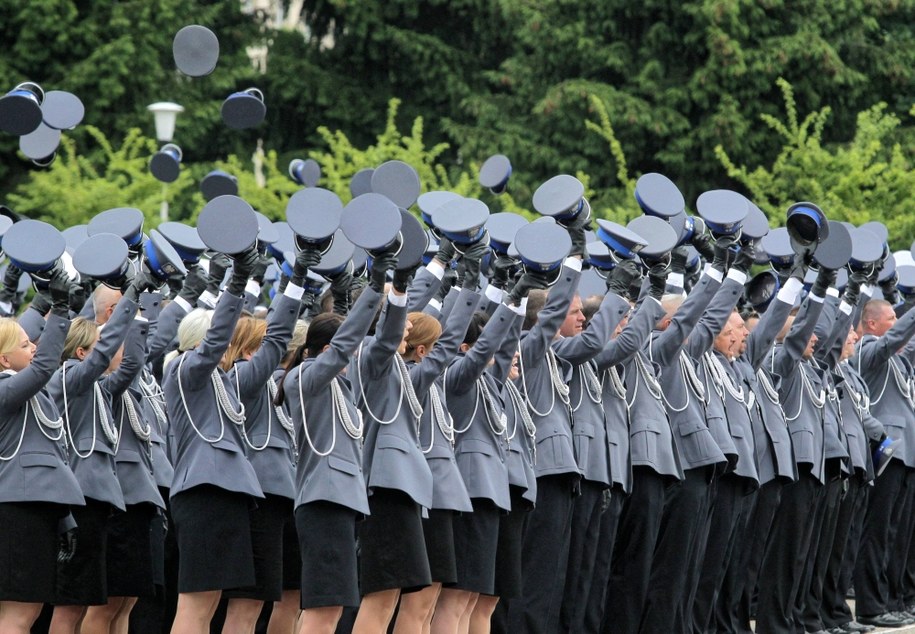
left=359, top=488, right=432, bottom=595
left=494, top=487, right=530, bottom=599
left=452, top=498, right=501, bottom=595
left=107, top=503, right=157, bottom=598
left=170, top=485, right=255, bottom=593
left=224, top=494, right=292, bottom=602
left=423, top=509, right=457, bottom=585
left=282, top=509, right=301, bottom=591
left=56, top=498, right=112, bottom=606
left=0, top=501, right=67, bottom=604
left=295, top=501, right=360, bottom=609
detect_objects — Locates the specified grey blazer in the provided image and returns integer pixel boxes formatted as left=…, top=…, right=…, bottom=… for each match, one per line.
left=813, top=298, right=851, bottom=472
left=708, top=350, right=758, bottom=484
left=286, top=287, right=382, bottom=515
left=0, top=313, right=84, bottom=506
left=356, top=297, right=434, bottom=509
left=516, top=262, right=580, bottom=479
left=557, top=291, right=630, bottom=487
left=163, top=292, right=264, bottom=499
left=109, top=318, right=165, bottom=508
left=837, top=361, right=882, bottom=481
left=772, top=293, right=828, bottom=483
left=413, top=287, right=480, bottom=513
left=502, top=312, right=537, bottom=505
left=47, top=296, right=137, bottom=510
left=852, top=305, right=915, bottom=468
left=445, top=303, right=518, bottom=511
left=594, top=296, right=666, bottom=493
left=230, top=292, right=300, bottom=499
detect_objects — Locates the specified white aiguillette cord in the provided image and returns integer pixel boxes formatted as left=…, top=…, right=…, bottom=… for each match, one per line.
left=0, top=369, right=64, bottom=461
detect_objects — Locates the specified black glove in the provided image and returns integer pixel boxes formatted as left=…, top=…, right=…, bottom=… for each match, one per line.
left=434, top=237, right=456, bottom=266
left=369, top=249, right=399, bottom=294
left=490, top=254, right=518, bottom=291
left=251, top=250, right=271, bottom=285
left=711, top=234, right=738, bottom=273
left=178, top=265, right=208, bottom=304
left=57, top=514, right=78, bottom=564
left=810, top=267, right=837, bottom=298
left=122, top=268, right=158, bottom=304
left=436, top=266, right=457, bottom=303
left=68, top=279, right=88, bottom=314
left=328, top=265, right=354, bottom=315
left=226, top=248, right=259, bottom=297
left=690, top=218, right=715, bottom=261
left=393, top=263, right=419, bottom=294
left=788, top=251, right=808, bottom=282
left=30, top=289, right=52, bottom=317
left=606, top=258, right=641, bottom=298
left=47, top=267, right=71, bottom=316
left=648, top=259, right=671, bottom=301
left=0, top=263, right=22, bottom=304
left=291, top=247, right=323, bottom=288
left=670, top=246, right=690, bottom=276
left=731, top=240, right=758, bottom=274
left=508, top=270, right=550, bottom=305
left=166, top=274, right=184, bottom=300
left=206, top=253, right=232, bottom=296
left=459, top=239, right=490, bottom=291
left=844, top=268, right=869, bottom=307
left=880, top=273, right=900, bottom=306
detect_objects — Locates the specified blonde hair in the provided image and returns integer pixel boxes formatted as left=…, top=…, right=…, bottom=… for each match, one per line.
left=62, top=317, right=99, bottom=363
left=282, top=320, right=309, bottom=368
left=220, top=314, right=267, bottom=372
left=0, top=318, right=22, bottom=355
left=163, top=308, right=214, bottom=370
left=404, top=312, right=442, bottom=359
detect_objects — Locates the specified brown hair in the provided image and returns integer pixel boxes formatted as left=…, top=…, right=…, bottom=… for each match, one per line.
left=220, top=314, right=267, bottom=372
left=404, top=312, right=442, bottom=359
left=62, top=317, right=99, bottom=363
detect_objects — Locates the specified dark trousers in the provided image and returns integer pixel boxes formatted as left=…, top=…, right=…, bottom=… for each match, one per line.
left=734, top=479, right=784, bottom=634
left=603, top=467, right=670, bottom=634
left=854, top=459, right=908, bottom=617
left=678, top=472, right=719, bottom=634
left=799, top=475, right=843, bottom=632
left=716, top=484, right=760, bottom=634
left=639, top=466, right=713, bottom=634
left=507, top=473, right=578, bottom=634
left=559, top=479, right=605, bottom=632
left=129, top=487, right=178, bottom=634
left=888, top=468, right=915, bottom=611
left=693, top=473, right=753, bottom=634
left=583, top=486, right=624, bottom=634
left=755, top=468, right=823, bottom=634
left=822, top=477, right=867, bottom=628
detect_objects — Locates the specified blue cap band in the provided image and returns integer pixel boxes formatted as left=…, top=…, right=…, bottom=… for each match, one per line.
left=596, top=226, right=633, bottom=259
left=443, top=227, right=485, bottom=245
left=520, top=255, right=562, bottom=273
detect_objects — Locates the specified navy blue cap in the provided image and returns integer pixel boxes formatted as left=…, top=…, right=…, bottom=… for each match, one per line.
left=813, top=221, right=852, bottom=271
left=860, top=221, right=889, bottom=244
left=19, top=123, right=60, bottom=164
left=285, top=187, right=343, bottom=245
left=41, top=90, right=84, bottom=130
left=512, top=222, right=572, bottom=272
left=879, top=253, right=897, bottom=283
left=351, top=247, right=368, bottom=273
left=62, top=225, right=88, bottom=255
left=666, top=211, right=687, bottom=246
left=221, top=88, right=265, bottom=130
left=349, top=168, right=374, bottom=199
left=268, top=221, right=295, bottom=260
left=532, top=175, right=585, bottom=219
left=897, top=264, right=915, bottom=295
left=19, top=308, right=46, bottom=342
left=634, top=173, right=684, bottom=218
left=289, top=158, right=321, bottom=187
left=479, top=155, right=512, bottom=194
left=431, top=198, right=489, bottom=245
left=849, top=228, right=884, bottom=270
left=485, top=212, right=528, bottom=256
left=417, top=190, right=461, bottom=229
left=254, top=212, right=279, bottom=244
left=200, top=170, right=238, bottom=201
left=587, top=241, right=616, bottom=271
left=741, top=201, right=770, bottom=241
left=173, top=25, right=219, bottom=77
left=340, top=193, right=402, bottom=251
left=0, top=82, right=44, bottom=136
left=147, top=230, right=191, bottom=280
left=197, top=195, right=259, bottom=254
left=835, top=268, right=849, bottom=291
left=88, top=207, right=145, bottom=247
left=397, top=210, right=428, bottom=271
left=696, top=189, right=749, bottom=236
left=149, top=143, right=182, bottom=183
left=595, top=219, right=647, bottom=260
left=311, top=229, right=355, bottom=277
left=158, top=222, right=207, bottom=263
left=745, top=270, right=780, bottom=313
left=626, top=216, right=677, bottom=260
left=423, top=231, right=439, bottom=265
left=372, top=160, right=421, bottom=209
left=4, top=220, right=64, bottom=273
left=73, top=233, right=129, bottom=282
left=578, top=268, right=608, bottom=299
left=786, top=202, right=828, bottom=252
left=762, top=227, right=794, bottom=267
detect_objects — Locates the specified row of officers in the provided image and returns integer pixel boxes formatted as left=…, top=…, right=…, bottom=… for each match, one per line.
left=1, top=202, right=915, bottom=634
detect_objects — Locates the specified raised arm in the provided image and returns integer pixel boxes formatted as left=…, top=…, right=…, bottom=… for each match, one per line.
left=409, top=288, right=480, bottom=395
left=818, top=299, right=854, bottom=370
left=0, top=313, right=69, bottom=411
left=594, top=297, right=665, bottom=370
left=492, top=312, right=523, bottom=385
left=519, top=259, right=580, bottom=361
left=553, top=292, right=629, bottom=366
left=743, top=278, right=801, bottom=370
left=651, top=271, right=722, bottom=366
left=359, top=294, right=408, bottom=379
left=178, top=291, right=245, bottom=390
left=683, top=271, right=747, bottom=357
left=100, top=317, right=149, bottom=398
left=232, top=291, right=300, bottom=399
left=773, top=292, right=826, bottom=379
left=64, top=295, right=138, bottom=393
left=445, top=303, right=517, bottom=395
left=146, top=297, right=189, bottom=365
left=407, top=264, right=444, bottom=313
left=858, top=304, right=915, bottom=367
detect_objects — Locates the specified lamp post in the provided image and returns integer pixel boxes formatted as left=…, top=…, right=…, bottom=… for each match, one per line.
left=147, top=102, right=184, bottom=222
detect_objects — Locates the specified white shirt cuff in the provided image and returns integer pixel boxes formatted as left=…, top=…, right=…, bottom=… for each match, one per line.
left=667, top=272, right=685, bottom=289
left=173, top=296, right=192, bottom=313
left=839, top=301, right=853, bottom=316
left=808, top=293, right=825, bottom=304
left=563, top=257, right=582, bottom=272
left=826, top=287, right=840, bottom=298
left=284, top=283, right=305, bottom=301
left=0, top=300, right=12, bottom=314
left=705, top=267, right=724, bottom=283
left=388, top=291, right=407, bottom=307
left=427, top=299, right=442, bottom=313
left=426, top=261, right=445, bottom=280
left=245, top=280, right=261, bottom=297
left=485, top=285, right=504, bottom=304
left=509, top=297, right=527, bottom=316
left=198, top=290, right=217, bottom=308
left=861, top=284, right=873, bottom=298
left=726, top=269, right=747, bottom=285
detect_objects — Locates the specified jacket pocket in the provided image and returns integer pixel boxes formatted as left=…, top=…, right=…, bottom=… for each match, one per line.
left=20, top=452, right=58, bottom=468
left=328, top=456, right=361, bottom=476
left=376, top=434, right=412, bottom=453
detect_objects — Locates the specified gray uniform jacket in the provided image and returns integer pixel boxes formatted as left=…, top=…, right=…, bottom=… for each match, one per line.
left=837, top=362, right=881, bottom=481
left=164, top=292, right=264, bottom=499
left=0, top=313, right=84, bottom=506
left=502, top=311, right=538, bottom=505
left=109, top=318, right=165, bottom=508
left=771, top=292, right=828, bottom=483
left=230, top=293, right=300, bottom=499
left=517, top=262, right=580, bottom=479
left=560, top=292, right=630, bottom=487
left=594, top=296, right=666, bottom=493
left=286, top=287, right=382, bottom=515
left=853, top=304, right=915, bottom=468
left=813, top=297, right=851, bottom=474
left=709, top=351, right=758, bottom=484
left=413, top=287, right=480, bottom=513
left=356, top=296, right=434, bottom=509
left=47, top=296, right=137, bottom=510
left=445, top=303, right=518, bottom=511
left=734, top=288, right=798, bottom=485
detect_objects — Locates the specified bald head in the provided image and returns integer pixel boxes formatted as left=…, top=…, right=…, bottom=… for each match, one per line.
left=862, top=299, right=896, bottom=337
left=93, top=286, right=122, bottom=325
